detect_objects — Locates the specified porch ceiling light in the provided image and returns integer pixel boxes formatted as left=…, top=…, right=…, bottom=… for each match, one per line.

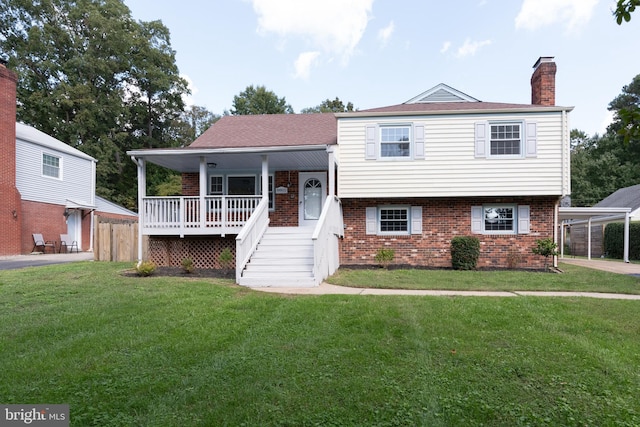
left=207, top=162, right=217, bottom=169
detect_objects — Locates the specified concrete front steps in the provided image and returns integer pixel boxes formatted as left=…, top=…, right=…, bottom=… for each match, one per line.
left=238, top=227, right=318, bottom=287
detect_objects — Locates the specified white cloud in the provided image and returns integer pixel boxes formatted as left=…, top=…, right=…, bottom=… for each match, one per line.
left=599, top=110, right=615, bottom=134
left=181, top=74, right=197, bottom=107
left=251, top=0, right=373, bottom=77
left=378, top=21, right=395, bottom=47
left=440, top=41, right=452, bottom=54
left=455, top=38, right=492, bottom=58
left=515, top=0, right=599, bottom=33
left=293, top=51, right=321, bottom=80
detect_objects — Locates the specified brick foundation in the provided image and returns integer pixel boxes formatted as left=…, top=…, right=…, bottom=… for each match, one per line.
left=340, top=196, right=558, bottom=270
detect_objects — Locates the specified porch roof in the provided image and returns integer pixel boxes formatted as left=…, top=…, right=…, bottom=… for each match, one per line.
left=127, top=145, right=332, bottom=173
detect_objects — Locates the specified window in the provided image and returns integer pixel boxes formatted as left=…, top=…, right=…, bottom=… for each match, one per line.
left=366, top=206, right=422, bottom=236
left=227, top=175, right=256, bottom=195
left=471, top=205, right=530, bottom=235
left=380, top=126, right=411, bottom=157
left=209, top=175, right=223, bottom=195
left=484, top=206, right=514, bottom=232
left=490, top=123, right=521, bottom=156
left=42, top=153, right=61, bottom=178
left=380, top=207, right=409, bottom=233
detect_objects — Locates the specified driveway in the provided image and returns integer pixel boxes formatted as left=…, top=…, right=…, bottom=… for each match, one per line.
left=0, top=252, right=94, bottom=270
left=559, top=258, right=640, bottom=275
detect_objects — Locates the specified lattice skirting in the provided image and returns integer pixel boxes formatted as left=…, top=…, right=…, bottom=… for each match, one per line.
left=148, top=236, right=236, bottom=269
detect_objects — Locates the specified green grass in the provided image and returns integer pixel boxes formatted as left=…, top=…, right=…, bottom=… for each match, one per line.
left=326, top=262, right=640, bottom=294
left=1, top=262, right=639, bottom=426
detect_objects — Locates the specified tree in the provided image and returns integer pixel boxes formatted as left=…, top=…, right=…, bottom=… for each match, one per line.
left=608, top=75, right=640, bottom=145
left=0, top=0, right=191, bottom=209
left=230, top=85, right=293, bottom=115
left=614, top=0, right=639, bottom=24
left=301, top=97, right=355, bottom=113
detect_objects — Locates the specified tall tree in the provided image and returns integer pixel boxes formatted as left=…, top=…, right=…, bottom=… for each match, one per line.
left=301, top=97, right=355, bottom=113
left=0, top=0, right=190, bottom=209
left=608, top=75, right=640, bottom=145
left=615, top=0, right=639, bottom=23
left=230, top=85, right=293, bottom=115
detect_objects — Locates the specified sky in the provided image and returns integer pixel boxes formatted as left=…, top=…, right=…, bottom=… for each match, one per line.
left=124, top=0, right=640, bottom=136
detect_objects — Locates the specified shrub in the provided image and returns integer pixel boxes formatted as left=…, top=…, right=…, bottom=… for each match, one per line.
left=181, top=257, right=194, bottom=273
left=219, top=247, right=234, bottom=269
left=604, top=222, right=640, bottom=260
left=135, top=260, right=156, bottom=277
left=451, top=236, right=480, bottom=270
left=532, top=238, right=558, bottom=271
left=374, top=248, right=395, bottom=268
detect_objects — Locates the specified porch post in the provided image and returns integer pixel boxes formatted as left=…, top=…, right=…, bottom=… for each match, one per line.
left=135, top=157, right=146, bottom=264
left=624, top=211, right=630, bottom=263
left=328, top=147, right=335, bottom=196
left=199, top=157, right=207, bottom=229
left=261, top=155, right=269, bottom=201
left=587, top=217, right=592, bottom=260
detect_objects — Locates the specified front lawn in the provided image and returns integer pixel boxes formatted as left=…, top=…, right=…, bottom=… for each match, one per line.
left=1, top=262, right=639, bottom=426
left=326, top=262, right=640, bottom=294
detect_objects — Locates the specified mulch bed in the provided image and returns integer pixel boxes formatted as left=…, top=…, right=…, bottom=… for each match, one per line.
left=122, top=266, right=235, bottom=279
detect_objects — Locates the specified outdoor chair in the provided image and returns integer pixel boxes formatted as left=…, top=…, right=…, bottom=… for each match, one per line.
left=32, top=233, right=56, bottom=253
left=59, top=234, right=79, bottom=253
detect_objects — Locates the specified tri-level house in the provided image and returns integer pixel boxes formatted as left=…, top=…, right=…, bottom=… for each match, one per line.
left=128, top=57, right=572, bottom=286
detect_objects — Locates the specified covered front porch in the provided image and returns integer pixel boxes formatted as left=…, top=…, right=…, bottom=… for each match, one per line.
left=127, top=144, right=343, bottom=286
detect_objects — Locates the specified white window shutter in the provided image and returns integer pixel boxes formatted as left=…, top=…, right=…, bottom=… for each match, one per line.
left=525, top=122, right=537, bottom=157
left=471, top=206, right=483, bottom=233
left=411, top=206, right=422, bottom=234
left=474, top=122, right=487, bottom=158
left=414, top=125, right=425, bottom=160
left=366, top=207, right=377, bottom=235
left=365, top=125, right=377, bottom=160
left=518, top=205, right=531, bottom=234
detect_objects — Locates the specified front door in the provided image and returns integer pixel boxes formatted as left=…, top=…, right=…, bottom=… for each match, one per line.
left=299, top=172, right=327, bottom=227
left=66, top=210, right=82, bottom=250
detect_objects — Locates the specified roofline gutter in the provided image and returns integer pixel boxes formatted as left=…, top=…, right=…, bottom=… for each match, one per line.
left=335, top=106, right=574, bottom=118
left=126, top=144, right=332, bottom=158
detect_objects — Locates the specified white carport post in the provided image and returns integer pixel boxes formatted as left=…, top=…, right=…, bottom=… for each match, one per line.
left=261, top=155, right=269, bottom=202
left=624, top=211, right=630, bottom=263
left=135, top=157, right=146, bottom=264
left=587, top=217, right=592, bottom=260
left=199, top=157, right=207, bottom=229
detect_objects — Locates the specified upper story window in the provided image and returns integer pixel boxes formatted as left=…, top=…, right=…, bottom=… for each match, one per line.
left=42, top=153, right=61, bottom=179
left=490, top=123, right=521, bottom=156
left=380, top=126, right=411, bottom=158
left=475, top=121, right=537, bottom=159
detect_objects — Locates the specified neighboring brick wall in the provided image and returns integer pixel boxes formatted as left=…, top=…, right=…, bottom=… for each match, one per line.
left=340, top=196, right=557, bottom=269
left=0, top=63, right=22, bottom=255
left=148, top=235, right=236, bottom=269
left=20, top=201, right=68, bottom=253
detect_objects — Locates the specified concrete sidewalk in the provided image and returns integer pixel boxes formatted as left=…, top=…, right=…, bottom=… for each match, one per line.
left=251, top=282, right=640, bottom=299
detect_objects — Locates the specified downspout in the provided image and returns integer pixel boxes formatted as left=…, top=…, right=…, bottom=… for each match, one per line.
left=89, top=159, right=97, bottom=252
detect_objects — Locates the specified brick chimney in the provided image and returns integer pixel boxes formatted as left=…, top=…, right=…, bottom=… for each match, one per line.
left=531, top=56, right=556, bottom=106
left=0, top=59, right=23, bottom=255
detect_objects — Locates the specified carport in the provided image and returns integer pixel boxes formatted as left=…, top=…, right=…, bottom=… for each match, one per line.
left=558, top=207, right=631, bottom=263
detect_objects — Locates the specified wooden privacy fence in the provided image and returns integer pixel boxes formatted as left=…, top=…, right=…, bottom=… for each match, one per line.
left=94, top=217, right=147, bottom=262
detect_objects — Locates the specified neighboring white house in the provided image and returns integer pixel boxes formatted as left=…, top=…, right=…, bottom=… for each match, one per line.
left=127, top=57, right=572, bottom=286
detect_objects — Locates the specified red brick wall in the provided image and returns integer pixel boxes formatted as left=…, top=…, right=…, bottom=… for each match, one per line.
left=182, top=173, right=199, bottom=196
left=0, top=63, right=22, bottom=255
left=269, top=170, right=299, bottom=226
left=340, top=196, right=558, bottom=269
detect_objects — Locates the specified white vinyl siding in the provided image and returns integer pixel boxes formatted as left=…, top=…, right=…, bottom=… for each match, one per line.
left=338, top=112, right=566, bottom=198
left=16, top=139, right=95, bottom=206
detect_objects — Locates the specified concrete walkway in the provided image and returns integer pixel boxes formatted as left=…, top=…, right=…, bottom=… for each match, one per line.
left=252, top=258, right=640, bottom=299
left=0, top=252, right=94, bottom=270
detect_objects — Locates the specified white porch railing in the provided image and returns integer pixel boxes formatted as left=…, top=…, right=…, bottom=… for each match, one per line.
left=236, top=198, right=270, bottom=280
left=141, top=196, right=262, bottom=236
left=312, top=196, right=344, bottom=283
